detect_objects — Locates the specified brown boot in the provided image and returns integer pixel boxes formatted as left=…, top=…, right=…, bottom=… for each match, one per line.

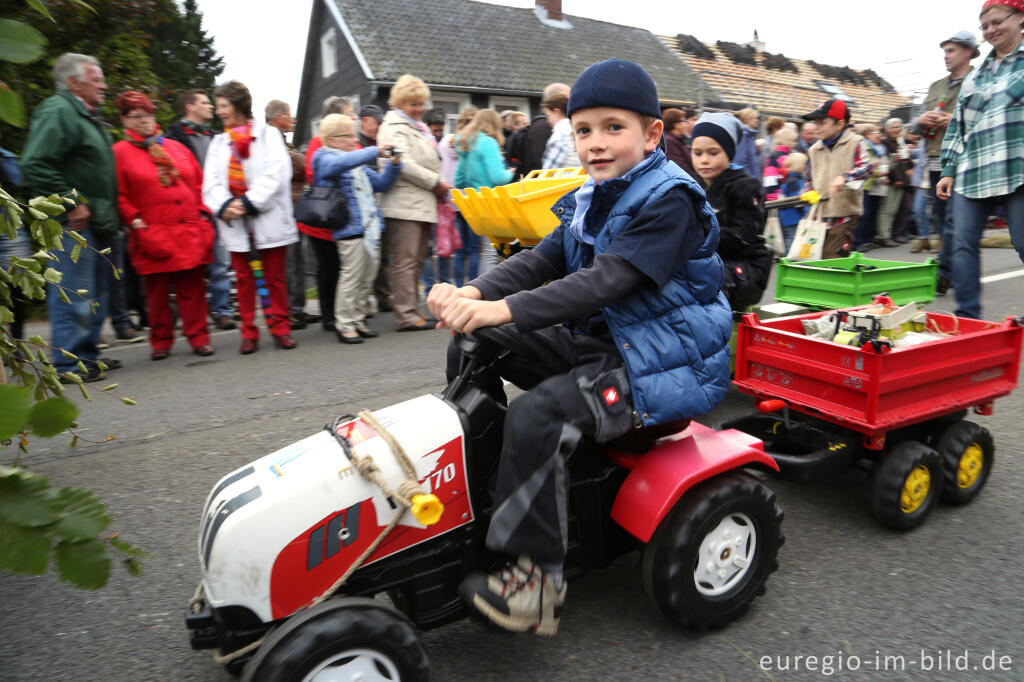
left=910, top=239, right=927, bottom=253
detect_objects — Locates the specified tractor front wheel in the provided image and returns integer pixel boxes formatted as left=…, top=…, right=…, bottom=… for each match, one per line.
left=241, top=597, right=428, bottom=682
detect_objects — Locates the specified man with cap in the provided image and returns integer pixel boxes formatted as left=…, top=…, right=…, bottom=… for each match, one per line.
left=358, top=104, right=384, bottom=149
left=918, top=30, right=979, bottom=291
left=801, top=99, right=876, bottom=258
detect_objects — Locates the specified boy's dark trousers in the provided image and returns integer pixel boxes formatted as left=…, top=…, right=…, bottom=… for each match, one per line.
left=446, top=325, right=633, bottom=565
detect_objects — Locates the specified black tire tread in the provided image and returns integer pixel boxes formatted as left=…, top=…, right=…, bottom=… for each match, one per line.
left=935, top=420, right=994, bottom=505
left=242, top=598, right=428, bottom=682
left=641, top=472, right=784, bottom=630
left=869, top=441, right=942, bottom=531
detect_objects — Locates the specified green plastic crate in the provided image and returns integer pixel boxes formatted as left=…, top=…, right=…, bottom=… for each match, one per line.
left=775, top=252, right=938, bottom=310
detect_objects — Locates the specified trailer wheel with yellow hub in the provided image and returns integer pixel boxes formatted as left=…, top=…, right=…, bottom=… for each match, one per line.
left=935, top=421, right=994, bottom=506
left=869, top=441, right=943, bottom=530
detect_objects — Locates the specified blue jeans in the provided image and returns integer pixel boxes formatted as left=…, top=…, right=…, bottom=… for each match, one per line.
left=106, top=235, right=134, bottom=332
left=286, top=234, right=307, bottom=316
left=48, top=229, right=109, bottom=371
left=207, top=228, right=233, bottom=317
left=912, top=188, right=931, bottom=239
left=1, top=229, right=31, bottom=340
left=452, top=213, right=480, bottom=287
left=930, top=170, right=953, bottom=279
left=781, top=223, right=797, bottom=253
left=855, top=193, right=882, bottom=246
left=421, top=227, right=452, bottom=295
left=950, top=187, right=1024, bottom=319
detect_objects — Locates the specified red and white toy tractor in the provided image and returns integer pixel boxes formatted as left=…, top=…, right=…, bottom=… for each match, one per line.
left=185, top=328, right=785, bottom=681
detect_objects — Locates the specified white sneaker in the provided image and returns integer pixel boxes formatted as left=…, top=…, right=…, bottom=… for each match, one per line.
left=459, top=556, right=566, bottom=636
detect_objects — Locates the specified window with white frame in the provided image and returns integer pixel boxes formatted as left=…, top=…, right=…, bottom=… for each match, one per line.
left=430, top=91, right=472, bottom=135
left=489, top=96, right=530, bottom=114
left=321, top=28, right=337, bottom=79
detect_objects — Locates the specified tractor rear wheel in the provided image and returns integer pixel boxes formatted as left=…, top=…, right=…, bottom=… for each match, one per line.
left=641, top=472, right=784, bottom=629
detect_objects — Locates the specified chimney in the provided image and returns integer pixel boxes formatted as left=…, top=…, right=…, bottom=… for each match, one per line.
left=536, top=0, right=562, bottom=22
left=745, top=29, right=765, bottom=54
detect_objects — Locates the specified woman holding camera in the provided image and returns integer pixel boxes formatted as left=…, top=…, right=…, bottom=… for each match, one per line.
left=312, top=114, right=401, bottom=343
left=377, top=74, right=452, bottom=332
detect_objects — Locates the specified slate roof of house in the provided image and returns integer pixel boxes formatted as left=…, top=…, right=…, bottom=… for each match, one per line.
left=658, top=34, right=912, bottom=123
left=330, top=0, right=710, bottom=103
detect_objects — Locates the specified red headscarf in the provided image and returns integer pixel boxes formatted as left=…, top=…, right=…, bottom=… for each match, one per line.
left=983, top=0, right=1024, bottom=13
left=118, top=91, right=181, bottom=187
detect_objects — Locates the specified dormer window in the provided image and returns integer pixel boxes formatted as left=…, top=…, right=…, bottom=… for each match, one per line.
left=816, top=80, right=854, bottom=104
left=321, top=28, right=337, bottom=79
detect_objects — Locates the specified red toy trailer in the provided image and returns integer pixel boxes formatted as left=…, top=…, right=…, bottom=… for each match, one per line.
left=723, top=304, right=1023, bottom=529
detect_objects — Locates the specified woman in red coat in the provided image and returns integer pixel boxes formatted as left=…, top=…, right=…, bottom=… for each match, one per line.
left=113, top=91, right=215, bottom=360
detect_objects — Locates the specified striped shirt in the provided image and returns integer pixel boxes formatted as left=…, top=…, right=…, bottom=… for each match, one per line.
left=940, top=42, right=1024, bottom=199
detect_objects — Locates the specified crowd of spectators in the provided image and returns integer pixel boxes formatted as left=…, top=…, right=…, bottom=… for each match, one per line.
left=1, top=0, right=1022, bottom=382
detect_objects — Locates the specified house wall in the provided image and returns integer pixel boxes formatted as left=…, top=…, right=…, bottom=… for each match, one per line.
left=295, top=10, right=371, bottom=147
left=295, top=4, right=549, bottom=145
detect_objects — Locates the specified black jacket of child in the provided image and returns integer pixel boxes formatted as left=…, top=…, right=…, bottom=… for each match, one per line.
left=703, top=166, right=773, bottom=311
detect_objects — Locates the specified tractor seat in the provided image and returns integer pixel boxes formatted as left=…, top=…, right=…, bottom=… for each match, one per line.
left=606, top=418, right=692, bottom=453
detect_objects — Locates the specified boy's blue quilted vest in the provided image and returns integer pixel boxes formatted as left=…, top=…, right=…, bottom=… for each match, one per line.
left=554, top=151, right=733, bottom=425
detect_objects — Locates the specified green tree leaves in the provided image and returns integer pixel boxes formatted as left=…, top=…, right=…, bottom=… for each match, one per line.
left=55, top=539, right=110, bottom=589
left=2, top=0, right=224, bottom=143
left=0, top=385, right=33, bottom=441
left=0, top=18, right=47, bottom=63
left=0, top=468, right=145, bottom=588
left=0, top=1, right=146, bottom=593
left=28, top=396, right=79, bottom=436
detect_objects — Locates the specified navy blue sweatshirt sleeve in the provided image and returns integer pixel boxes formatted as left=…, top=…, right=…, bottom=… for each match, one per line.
left=505, top=254, right=644, bottom=332
left=467, top=244, right=563, bottom=301
left=467, top=227, right=566, bottom=300
left=470, top=189, right=702, bottom=333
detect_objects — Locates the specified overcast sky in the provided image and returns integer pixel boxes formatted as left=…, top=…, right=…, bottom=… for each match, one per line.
left=195, top=0, right=987, bottom=118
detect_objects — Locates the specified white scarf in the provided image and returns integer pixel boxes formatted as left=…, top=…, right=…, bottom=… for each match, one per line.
left=350, top=166, right=380, bottom=260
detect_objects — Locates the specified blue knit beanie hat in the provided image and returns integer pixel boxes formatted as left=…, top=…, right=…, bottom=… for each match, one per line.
left=567, top=58, right=661, bottom=119
left=690, top=112, right=742, bottom=161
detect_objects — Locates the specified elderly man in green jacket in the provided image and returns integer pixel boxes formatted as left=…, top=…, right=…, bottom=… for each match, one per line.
left=21, top=52, right=120, bottom=383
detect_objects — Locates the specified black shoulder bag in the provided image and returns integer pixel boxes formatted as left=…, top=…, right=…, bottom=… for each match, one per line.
left=294, top=185, right=350, bottom=229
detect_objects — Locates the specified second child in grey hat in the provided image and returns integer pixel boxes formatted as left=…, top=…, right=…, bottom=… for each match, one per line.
left=690, top=112, right=742, bottom=160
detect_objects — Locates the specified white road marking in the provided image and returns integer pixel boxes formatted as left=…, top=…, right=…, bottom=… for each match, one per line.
left=981, top=268, right=1024, bottom=284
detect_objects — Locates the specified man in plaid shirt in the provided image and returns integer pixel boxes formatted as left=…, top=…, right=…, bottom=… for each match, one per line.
left=937, top=0, right=1024, bottom=319
left=540, top=91, right=580, bottom=170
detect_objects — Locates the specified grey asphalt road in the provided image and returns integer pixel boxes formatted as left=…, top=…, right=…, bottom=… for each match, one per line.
left=2, top=239, right=1022, bottom=682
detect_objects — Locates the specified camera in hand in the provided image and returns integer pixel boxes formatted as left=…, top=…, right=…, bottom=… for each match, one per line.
left=389, top=147, right=403, bottom=158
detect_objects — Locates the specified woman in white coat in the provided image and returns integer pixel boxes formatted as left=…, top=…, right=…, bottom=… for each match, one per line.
left=203, top=81, right=299, bottom=354
left=377, top=74, right=453, bottom=331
